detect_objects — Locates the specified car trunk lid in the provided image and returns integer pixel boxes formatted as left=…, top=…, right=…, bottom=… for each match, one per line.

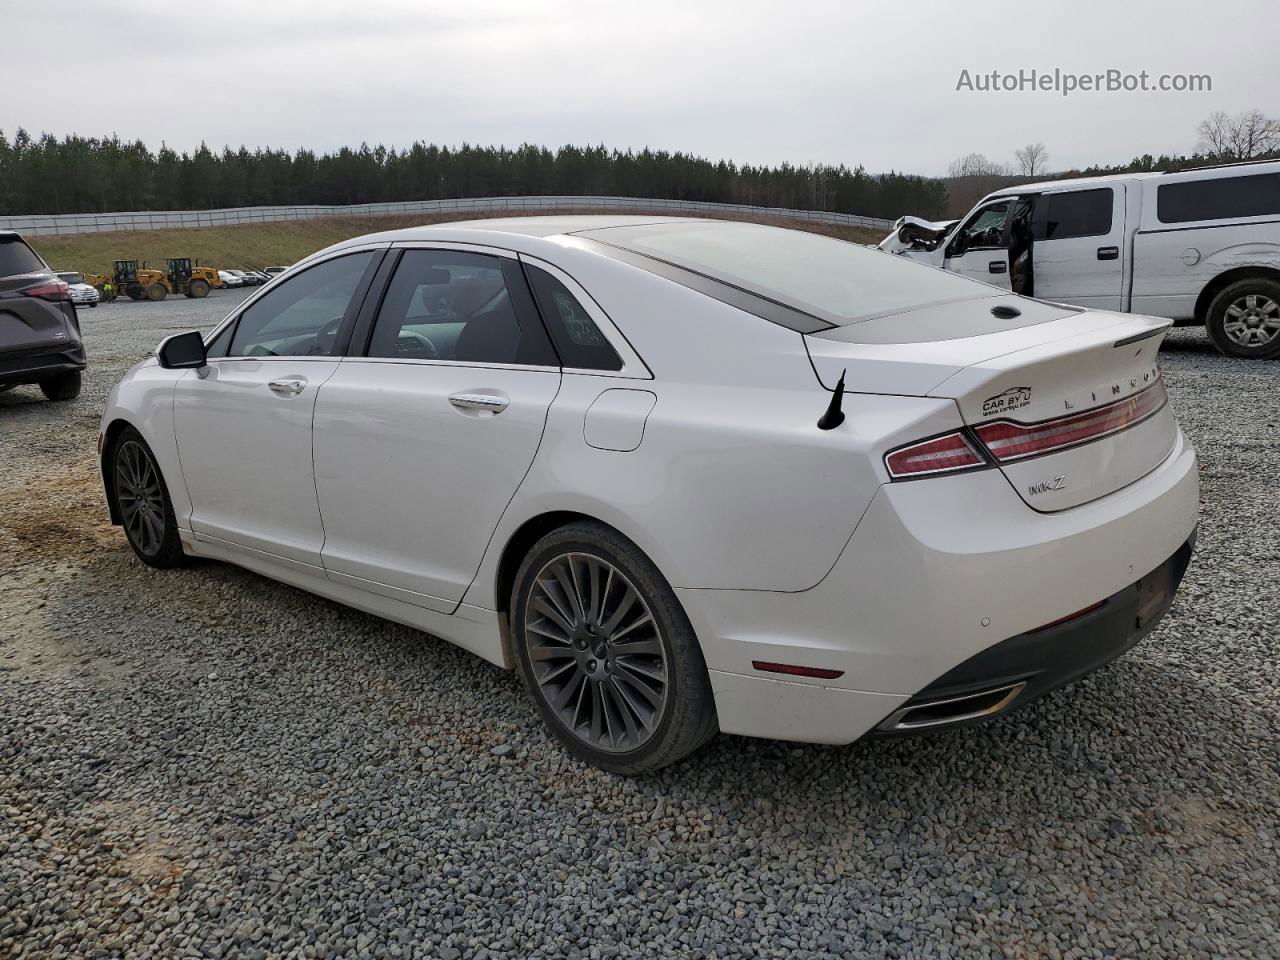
left=805, top=297, right=1177, bottom=510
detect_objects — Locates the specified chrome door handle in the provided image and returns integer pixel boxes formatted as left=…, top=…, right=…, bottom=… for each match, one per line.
left=268, top=377, right=307, bottom=397
left=448, top=392, right=509, bottom=413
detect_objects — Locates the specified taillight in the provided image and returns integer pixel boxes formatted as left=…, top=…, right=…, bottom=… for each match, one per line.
left=885, top=431, right=985, bottom=478
left=23, top=279, right=71, bottom=302
left=974, top=379, right=1167, bottom=463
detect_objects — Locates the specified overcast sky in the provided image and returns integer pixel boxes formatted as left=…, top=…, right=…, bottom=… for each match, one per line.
left=4, top=0, right=1276, bottom=176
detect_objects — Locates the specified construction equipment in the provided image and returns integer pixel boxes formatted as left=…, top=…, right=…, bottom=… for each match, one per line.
left=84, top=262, right=146, bottom=301
left=87, top=258, right=222, bottom=302
left=94, top=260, right=168, bottom=301
left=165, top=258, right=222, bottom=298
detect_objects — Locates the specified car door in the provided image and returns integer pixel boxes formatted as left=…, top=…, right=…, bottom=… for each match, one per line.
left=173, top=249, right=381, bottom=568
left=943, top=198, right=1014, bottom=290
left=1031, top=185, right=1126, bottom=310
left=312, top=245, right=562, bottom=613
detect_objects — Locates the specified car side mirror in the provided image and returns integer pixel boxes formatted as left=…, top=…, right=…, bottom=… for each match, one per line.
left=157, top=330, right=207, bottom=369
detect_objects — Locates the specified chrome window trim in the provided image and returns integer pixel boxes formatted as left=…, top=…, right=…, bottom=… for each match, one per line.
left=389, top=240, right=521, bottom=260
left=336, top=356, right=561, bottom=374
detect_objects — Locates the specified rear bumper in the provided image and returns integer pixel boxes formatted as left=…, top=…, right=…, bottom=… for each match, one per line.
left=680, top=426, right=1199, bottom=744
left=873, top=532, right=1194, bottom=734
left=0, top=342, right=87, bottom=385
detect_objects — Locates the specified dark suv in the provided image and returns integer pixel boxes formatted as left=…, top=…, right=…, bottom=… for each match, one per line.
left=0, top=231, right=86, bottom=401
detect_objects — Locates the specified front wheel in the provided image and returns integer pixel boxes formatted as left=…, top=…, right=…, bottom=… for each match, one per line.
left=1206, top=278, right=1280, bottom=359
left=110, top=428, right=187, bottom=568
left=511, top=522, right=717, bottom=774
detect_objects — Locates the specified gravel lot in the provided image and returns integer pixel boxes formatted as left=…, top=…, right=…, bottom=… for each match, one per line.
left=1, top=291, right=1277, bottom=959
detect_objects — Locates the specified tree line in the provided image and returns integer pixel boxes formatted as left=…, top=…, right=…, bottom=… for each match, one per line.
left=0, top=130, right=949, bottom=220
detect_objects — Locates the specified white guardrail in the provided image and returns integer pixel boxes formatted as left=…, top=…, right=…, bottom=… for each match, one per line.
left=0, top=196, right=894, bottom=237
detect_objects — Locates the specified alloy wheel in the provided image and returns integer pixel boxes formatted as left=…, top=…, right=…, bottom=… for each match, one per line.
left=523, top=552, right=669, bottom=753
left=115, top=440, right=166, bottom=556
left=1223, top=293, right=1280, bottom=348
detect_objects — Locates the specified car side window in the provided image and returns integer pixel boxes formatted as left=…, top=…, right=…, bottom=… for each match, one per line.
left=205, top=323, right=232, bottom=359
left=952, top=200, right=1012, bottom=252
left=366, top=250, right=557, bottom=366
left=1036, top=188, right=1113, bottom=240
left=524, top=264, right=623, bottom=372
left=227, top=252, right=374, bottom=358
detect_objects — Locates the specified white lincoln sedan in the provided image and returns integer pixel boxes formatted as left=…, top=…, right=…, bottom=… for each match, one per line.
left=99, top=217, right=1199, bottom=773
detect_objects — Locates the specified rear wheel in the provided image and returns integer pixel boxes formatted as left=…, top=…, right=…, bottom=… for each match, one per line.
left=511, top=522, right=717, bottom=774
left=189, top=279, right=210, bottom=299
left=1206, top=278, right=1280, bottom=359
left=110, top=428, right=187, bottom=568
left=146, top=283, right=167, bottom=302
left=39, top=370, right=81, bottom=401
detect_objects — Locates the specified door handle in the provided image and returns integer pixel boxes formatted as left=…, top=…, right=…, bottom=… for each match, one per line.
left=1097, top=246, right=1119, bottom=260
left=268, top=376, right=307, bottom=397
left=988, top=260, right=1007, bottom=274
left=449, top=392, right=509, bottom=414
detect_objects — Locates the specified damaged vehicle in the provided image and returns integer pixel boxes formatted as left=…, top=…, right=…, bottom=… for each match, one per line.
left=882, top=159, right=1280, bottom=358
left=878, top=215, right=958, bottom=256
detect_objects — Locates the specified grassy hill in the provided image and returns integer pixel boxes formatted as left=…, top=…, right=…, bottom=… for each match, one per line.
left=31, top=209, right=884, bottom=277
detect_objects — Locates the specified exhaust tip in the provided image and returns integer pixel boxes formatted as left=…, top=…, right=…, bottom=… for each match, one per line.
left=878, top=681, right=1027, bottom=732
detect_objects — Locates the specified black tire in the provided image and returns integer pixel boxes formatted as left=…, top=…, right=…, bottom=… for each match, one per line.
left=127, top=284, right=144, bottom=300
left=39, top=369, right=82, bottom=401
left=511, top=521, right=717, bottom=774
left=146, top=283, right=167, bottom=302
left=1205, top=278, right=1280, bottom=359
left=109, top=427, right=187, bottom=568
left=189, top=279, right=210, bottom=299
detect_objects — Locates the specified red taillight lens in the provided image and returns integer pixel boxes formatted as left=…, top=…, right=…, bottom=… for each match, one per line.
left=885, top=431, right=985, bottom=478
left=974, top=379, right=1167, bottom=463
left=23, top=279, right=71, bottom=302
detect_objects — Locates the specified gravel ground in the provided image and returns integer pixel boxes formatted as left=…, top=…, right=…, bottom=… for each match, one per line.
left=1, top=293, right=1277, bottom=959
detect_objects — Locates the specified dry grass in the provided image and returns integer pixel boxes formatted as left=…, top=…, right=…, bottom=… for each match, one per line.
left=34, top=208, right=884, bottom=276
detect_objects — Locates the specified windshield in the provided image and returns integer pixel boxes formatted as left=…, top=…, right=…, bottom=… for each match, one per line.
left=578, top=220, right=996, bottom=325
left=58, top=272, right=84, bottom=284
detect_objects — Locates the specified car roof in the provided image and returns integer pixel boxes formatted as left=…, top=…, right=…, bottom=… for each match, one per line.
left=344, top=214, right=705, bottom=245
left=987, top=158, right=1280, bottom=198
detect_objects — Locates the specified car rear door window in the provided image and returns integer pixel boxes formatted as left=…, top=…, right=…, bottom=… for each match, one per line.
left=1036, top=189, right=1113, bottom=240
left=366, top=250, right=557, bottom=366
left=524, top=265, right=622, bottom=371
left=1157, top=172, right=1280, bottom=224
left=228, top=251, right=375, bottom=357
left=0, top=236, right=46, bottom=278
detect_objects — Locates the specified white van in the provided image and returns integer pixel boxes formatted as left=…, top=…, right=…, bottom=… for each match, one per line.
left=880, top=160, right=1280, bottom=358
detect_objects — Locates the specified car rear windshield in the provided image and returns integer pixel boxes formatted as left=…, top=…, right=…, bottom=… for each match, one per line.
left=576, top=220, right=995, bottom=328
left=0, top=235, right=46, bottom=278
